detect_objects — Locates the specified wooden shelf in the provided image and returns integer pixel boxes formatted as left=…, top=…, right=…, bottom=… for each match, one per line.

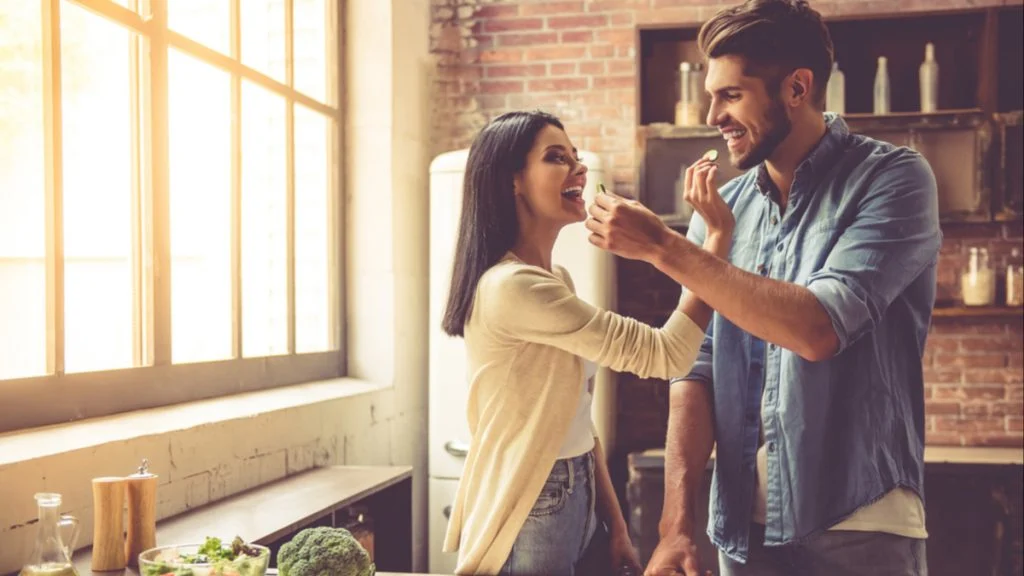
left=933, top=306, right=1024, bottom=318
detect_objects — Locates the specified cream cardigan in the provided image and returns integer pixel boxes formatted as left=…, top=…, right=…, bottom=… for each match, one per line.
left=443, top=254, right=705, bottom=574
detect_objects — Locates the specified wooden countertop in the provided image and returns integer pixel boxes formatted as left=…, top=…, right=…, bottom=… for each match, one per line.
left=72, top=465, right=413, bottom=576
left=629, top=445, right=1023, bottom=469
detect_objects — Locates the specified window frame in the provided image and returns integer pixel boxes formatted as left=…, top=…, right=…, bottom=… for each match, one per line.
left=0, top=0, right=345, bottom=433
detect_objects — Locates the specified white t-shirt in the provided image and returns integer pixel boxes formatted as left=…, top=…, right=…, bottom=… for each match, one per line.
left=557, top=358, right=598, bottom=458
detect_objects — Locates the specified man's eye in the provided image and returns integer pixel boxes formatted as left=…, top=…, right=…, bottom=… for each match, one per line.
left=724, top=93, right=740, bottom=101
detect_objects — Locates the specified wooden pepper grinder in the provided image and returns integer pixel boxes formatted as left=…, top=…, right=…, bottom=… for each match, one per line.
left=91, top=476, right=127, bottom=571
left=124, top=458, right=158, bottom=567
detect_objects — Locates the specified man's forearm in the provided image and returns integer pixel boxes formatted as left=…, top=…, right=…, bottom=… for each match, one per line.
left=660, top=378, right=714, bottom=537
left=657, top=232, right=838, bottom=361
left=592, top=437, right=628, bottom=535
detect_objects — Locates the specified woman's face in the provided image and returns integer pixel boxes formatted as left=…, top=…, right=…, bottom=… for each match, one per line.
left=514, top=124, right=588, bottom=227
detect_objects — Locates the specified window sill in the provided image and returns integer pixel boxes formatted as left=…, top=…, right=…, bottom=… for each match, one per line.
left=0, top=377, right=388, bottom=467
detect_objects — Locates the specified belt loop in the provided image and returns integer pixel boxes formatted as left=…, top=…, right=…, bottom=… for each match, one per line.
left=567, top=458, right=575, bottom=493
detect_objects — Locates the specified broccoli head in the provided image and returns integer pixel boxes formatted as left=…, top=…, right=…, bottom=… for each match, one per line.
left=277, top=526, right=375, bottom=576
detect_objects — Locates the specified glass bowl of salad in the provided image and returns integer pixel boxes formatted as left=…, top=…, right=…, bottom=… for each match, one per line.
left=139, top=536, right=270, bottom=576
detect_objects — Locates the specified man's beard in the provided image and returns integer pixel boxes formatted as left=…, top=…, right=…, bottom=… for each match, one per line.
left=734, top=98, right=792, bottom=171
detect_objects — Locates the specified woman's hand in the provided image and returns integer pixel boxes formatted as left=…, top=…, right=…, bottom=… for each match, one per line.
left=610, top=528, right=643, bottom=576
left=683, top=159, right=734, bottom=257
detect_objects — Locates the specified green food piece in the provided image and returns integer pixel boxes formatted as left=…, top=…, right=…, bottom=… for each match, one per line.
left=141, top=562, right=195, bottom=576
left=702, top=149, right=719, bottom=162
left=598, top=183, right=608, bottom=195
left=277, top=526, right=375, bottom=576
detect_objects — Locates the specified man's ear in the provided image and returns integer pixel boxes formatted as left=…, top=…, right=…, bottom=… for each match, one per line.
left=788, top=68, right=814, bottom=106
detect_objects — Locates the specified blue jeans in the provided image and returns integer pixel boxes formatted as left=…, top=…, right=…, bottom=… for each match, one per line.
left=500, top=451, right=598, bottom=576
left=720, top=524, right=928, bottom=576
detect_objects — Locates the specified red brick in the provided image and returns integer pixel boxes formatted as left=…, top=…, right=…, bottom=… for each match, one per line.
left=485, top=64, right=547, bottom=78
left=529, top=77, right=589, bottom=92
left=593, top=75, right=634, bottom=90
left=931, top=320, right=1006, bottom=334
left=590, top=45, right=616, bottom=58
left=964, top=434, right=1024, bottom=447
left=611, top=12, right=636, bottom=26
left=925, top=336, right=960, bottom=353
left=1009, top=417, right=1024, bottom=432
left=547, top=15, right=609, bottom=29
left=608, top=59, right=636, bottom=75
left=483, top=18, right=544, bottom=33
left=991, top=401, right=1024, bottom=417
left=550, top=62, right=577, bottom=75
left=597, top=28, right=636, bottom=44
left=926, top=401, right=961, bottom=416
left=587, top=0, right=649, bottom=10
left=936, top=354, right=1007, bottom=369
left=925, top=432, right=963, bottom=446
left=961, top=403, right=990, bottom=417
left=580, top=61, right=606, bottom=75
left=475, top=4, right=521, bottom=19
left=480, top=80, right=525, bottom=93
left=524, top=46, right=588, bottom=61
left=924, top=367, right=962, bottom=384
left=963, top=368, right=1024, bottom=384
left=1009, top=354, right=1023, bottom=368
left=608, top=90, right=635, bottom=105
left=479, top=48, right=524, bottom=63
left=582, top=105, right=627, bottom=121
left=498, top=32, right=559, bottom=46
left=934, top=416, right=1005, bottom=433
left=615, top=44, right=635, bottom=58
left=1009, top=386, right=1024, bottom=401
left=519, top=2, right=584, bottom=16
left=1003, top=221, right=1023, bottom=239
left=560, top=30, right=595, bottom=43
left=941, top=223, right=1003, bottom=239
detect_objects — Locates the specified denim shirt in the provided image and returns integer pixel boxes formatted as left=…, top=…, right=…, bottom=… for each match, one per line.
left=676, top=114, right=942, bottom=562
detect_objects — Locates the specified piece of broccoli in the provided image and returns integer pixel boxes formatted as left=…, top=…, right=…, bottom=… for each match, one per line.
left=277, top=526, right=375, bottom=576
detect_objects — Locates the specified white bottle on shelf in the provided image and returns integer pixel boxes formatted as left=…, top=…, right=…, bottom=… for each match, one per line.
left=826, top=61, right=845, bottom=115
left=920, top=42, right=939, bottom=113
left=874, top=56, right=890, bottom=115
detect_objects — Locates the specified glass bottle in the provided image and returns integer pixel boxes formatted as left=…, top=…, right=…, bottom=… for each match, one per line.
left=20, top=493, right=80, bottom=576
left=961, top=246, right=995, bottom=306
left=919, top=42, right=939, bottom=113
left=1006, top=248, right=1023, bottom=307
left=675, top=62, right=705, bottom=127
left=826, top=61, right=845, bottom=115
left=873, top=56, right=890, bottom=115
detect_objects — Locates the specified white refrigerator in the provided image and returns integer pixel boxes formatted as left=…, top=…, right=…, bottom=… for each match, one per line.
left=427, top=149, right=617, bottom=573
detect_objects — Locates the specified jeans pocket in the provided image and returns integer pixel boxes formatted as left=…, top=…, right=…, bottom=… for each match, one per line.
left=529, top=465, right=570, bottom=517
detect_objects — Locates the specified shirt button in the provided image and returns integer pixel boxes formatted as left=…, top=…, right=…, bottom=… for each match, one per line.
left=769, top=343, right=776, bottom=352
left=767, top=442, right=775, bottom=453
left=770, top=215, right=778, bottom=225
left=776, top=243, right=784, bottom=252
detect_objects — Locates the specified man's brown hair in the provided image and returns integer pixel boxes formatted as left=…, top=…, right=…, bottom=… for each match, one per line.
left=698, top=0, right=834, bottom=108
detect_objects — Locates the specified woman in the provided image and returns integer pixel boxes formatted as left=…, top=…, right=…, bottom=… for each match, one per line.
left=440, top=110, right=732, bottom=576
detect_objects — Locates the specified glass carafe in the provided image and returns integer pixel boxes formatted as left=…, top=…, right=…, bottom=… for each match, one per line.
left=19, top=493, right=80, bottom=576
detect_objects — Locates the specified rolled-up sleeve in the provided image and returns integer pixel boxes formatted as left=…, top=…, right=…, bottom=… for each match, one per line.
left=672, top=211, right=715, bottom=386
left=805, top=152, right=942, bottom=353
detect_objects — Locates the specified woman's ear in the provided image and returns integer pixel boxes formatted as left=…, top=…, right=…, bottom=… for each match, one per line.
left=512, top=172, right=523, bottom=196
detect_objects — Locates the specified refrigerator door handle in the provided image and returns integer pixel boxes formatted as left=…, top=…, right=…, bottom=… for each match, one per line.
left=443, top=504, right=452, bottom=520
left=444, top=439, right=470, bottom=458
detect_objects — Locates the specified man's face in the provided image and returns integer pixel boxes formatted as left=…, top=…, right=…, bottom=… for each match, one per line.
left=705, top=55, right=792, bottom=170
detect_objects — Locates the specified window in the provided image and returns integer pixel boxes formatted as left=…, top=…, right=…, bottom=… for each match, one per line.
left=0, top=0, right=342, bottom=433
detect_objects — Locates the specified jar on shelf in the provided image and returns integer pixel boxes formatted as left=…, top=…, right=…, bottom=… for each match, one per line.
left=1006, top=248, right=1023, bottom=307
left=960, top=246, right=995, bottom=306
left=675, top=62, right=706, bottom=127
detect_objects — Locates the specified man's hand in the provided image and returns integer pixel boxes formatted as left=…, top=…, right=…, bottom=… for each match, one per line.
left=644, top=530, right=711, bottom=576
left=585, top=192, right=674, bottom=263
left=684, top=159, right=734, bottom=243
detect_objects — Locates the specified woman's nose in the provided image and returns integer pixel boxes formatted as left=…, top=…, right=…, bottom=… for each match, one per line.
left=574, top=161, right=588, bottom=175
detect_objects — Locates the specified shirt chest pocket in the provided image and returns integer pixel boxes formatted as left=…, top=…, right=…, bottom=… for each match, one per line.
left=790, top=220, right=839, bottom=280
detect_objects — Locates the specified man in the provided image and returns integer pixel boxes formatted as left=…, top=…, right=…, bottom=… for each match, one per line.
left=585, top=1, right=940, bottom=575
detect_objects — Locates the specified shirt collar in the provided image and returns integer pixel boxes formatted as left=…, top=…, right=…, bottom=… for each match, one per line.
left=755, top=113, right=849, bottom=197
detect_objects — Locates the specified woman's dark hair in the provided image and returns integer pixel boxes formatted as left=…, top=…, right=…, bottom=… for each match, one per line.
left=441, top=110, right=564, bottom=337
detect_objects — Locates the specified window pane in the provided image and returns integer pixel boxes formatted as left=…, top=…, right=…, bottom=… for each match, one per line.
left=168, top=49, right=231, bottom=363
left=293, top=0, right=329, bottom=102
left=0, top=0, right=46, bottom=379
left=241, top=81, right=287, bottom=357
left=241, top=0, right=285, bottom=82
left=168, top=0, right=229, bottom=56
left=61, top=2, right=136, bottom=373
left=294, top=104, right=331, bottom=353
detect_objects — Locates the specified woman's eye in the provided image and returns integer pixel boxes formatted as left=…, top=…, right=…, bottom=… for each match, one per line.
left=547, top=154, right=567, bottom=164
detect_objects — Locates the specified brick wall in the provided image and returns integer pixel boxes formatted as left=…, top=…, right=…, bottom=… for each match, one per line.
left=429, top=0, right=1024, bottom=451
